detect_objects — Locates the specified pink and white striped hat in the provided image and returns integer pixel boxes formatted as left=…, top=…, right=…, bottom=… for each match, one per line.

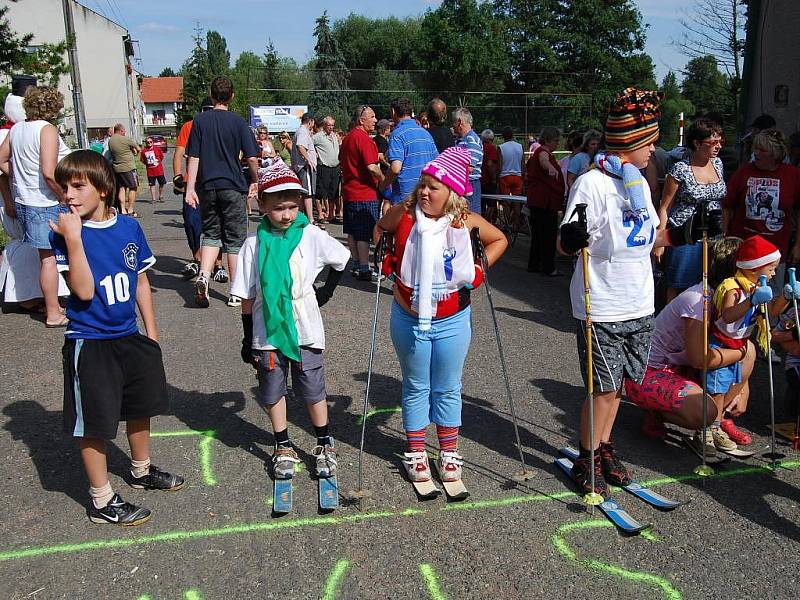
left=258, top=159, right=308, bottom=195
left=421, top=146, right=473, bottom=197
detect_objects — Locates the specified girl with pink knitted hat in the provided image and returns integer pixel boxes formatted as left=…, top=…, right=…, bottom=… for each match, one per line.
left=375, top=146, right=507, bottom=494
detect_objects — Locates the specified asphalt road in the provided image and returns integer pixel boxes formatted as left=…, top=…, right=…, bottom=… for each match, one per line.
left=1, top=149, right=799, bottom=599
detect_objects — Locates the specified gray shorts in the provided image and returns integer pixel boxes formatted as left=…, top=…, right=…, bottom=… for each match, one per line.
left=575, top=314, right=654, bottom=393
left=198, top=188, right=248, bottom=253
left=254, top=346, right=327, bottom=406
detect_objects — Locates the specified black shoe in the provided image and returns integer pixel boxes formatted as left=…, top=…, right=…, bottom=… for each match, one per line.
left=356, top=269, right=375, bottom=281
left=128, top=465, right=185, bottom=491
left=87, top=493, right=151, bottom=526
left=571, top=454, right=608, bottom=498
left=599, top=442, right=633, bottom=486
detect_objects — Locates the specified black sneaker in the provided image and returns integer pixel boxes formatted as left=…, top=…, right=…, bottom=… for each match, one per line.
left=128, top=465, right=185, bottom=491
left=599, top=442, right=633, bottom=487
left=195, top=276, right=210, bottom=308
left=87, top=493, right=151, bottom=526
left=356, top=269, right=375, bottom=282
left=571, top=454, right=607, bottom=498
left=181, top=261, right=199, bottom=280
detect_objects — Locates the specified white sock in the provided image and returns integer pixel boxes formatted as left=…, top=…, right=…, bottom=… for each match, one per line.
left=131, top=457, right=151, bottom=479
left=89, top=481, right=114, bottom=509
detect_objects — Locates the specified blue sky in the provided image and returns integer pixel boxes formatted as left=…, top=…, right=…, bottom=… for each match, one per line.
left=91, top=0, right=694, bottom=83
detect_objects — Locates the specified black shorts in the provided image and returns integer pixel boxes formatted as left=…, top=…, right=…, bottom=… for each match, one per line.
left=62, top=333, right=168, bottom=439
left=147, top=174, right=167, bottom=186
left=115, top=170, right=138, bottom=191
left=316, top=164, right=340, bottom=200
left=343, top=200, right=379, bottom=242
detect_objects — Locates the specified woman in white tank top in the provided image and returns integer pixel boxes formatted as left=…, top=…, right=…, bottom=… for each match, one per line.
left=0, top=87, right=71, bottom=327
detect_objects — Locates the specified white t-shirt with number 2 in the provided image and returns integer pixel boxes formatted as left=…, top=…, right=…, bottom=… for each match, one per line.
left=561, top=168, right=660, bottom=322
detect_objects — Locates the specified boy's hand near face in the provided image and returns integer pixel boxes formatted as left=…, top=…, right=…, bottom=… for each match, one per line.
left=48, top=206, right=83, bottom=241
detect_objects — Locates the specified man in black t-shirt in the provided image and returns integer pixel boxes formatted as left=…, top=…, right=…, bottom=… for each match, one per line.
left=427, top=98, right=454, bottom=153
left=185, top=76, right=259, bottom=308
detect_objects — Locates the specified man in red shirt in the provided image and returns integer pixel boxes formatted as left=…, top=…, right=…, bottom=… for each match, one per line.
left=481, top=129, right=499, bottom=222
left=140, top=137, right=166, bottom=203
left=339, top=105, right=385, bottom=281
left=723, top=129, right=800, bottom=294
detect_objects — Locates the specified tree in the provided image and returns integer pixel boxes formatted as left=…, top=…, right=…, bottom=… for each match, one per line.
left=0, top=7, right=70, bottom=97
left=493, top=0, right=654, bottom=131
left=262, top=40, right=281, bottom=92
left=414, top=0, right=510, bottom=94
left=0, top=6, right=32, bottom=74
left=158, top=66, right=177, bottom=77
left=681, top=55, right=733, bottom=117
left=206, top=30, right=230, bottom=77
left=659, top=71, right=694, bottom=147
left=178, top=26, right=211, bottom=123
left=674, top=0, right=746, bottom=116
left=309, top=11, right=350, bottom=121
left=229, top=51, right=265, bottom=119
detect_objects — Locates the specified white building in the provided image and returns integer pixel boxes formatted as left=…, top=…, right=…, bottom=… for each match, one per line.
left=141, top=77, right=183, bottom=128
left=2, top=0, right=143, bottom=146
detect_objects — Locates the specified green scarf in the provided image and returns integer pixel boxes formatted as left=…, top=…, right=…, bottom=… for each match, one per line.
left=257, top=211, right=309, bottom=362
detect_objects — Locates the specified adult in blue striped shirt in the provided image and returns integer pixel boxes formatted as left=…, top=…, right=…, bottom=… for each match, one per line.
left=452, top=107, right=484, bottom=213
left=379, top=97, right=438, bottom=209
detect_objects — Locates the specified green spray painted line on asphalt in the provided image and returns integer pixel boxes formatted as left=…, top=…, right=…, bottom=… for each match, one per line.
left=356, top=406, right=403, bottom=425
left=419, top=563, right=448, bottom=600
left=184, top=591, right=203, bottom=600
left=150, top=429, right=216, bottom=438
left=321, top=559, right=350, bottom=600
left=551, top=520, right=682, bottom=600
left=151, top=429, right=217, bottom=486
left=135, top=596, right=152, bottom=600
left=2, top=460, right=798, bottom=563
left=198, top=435, right=217, bottom=486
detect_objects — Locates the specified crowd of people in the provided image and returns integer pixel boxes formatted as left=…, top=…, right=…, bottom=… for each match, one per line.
left=3, top=72, right=800, bottom=522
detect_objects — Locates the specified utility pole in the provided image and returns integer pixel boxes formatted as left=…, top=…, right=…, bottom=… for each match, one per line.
left=61, top=0, right=87, bottom=147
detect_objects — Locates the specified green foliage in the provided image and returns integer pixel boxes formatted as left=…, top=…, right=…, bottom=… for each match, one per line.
left=414, top=0, right=509, bottom=93
left=0, top=6, right=32, bottom=74
left=229, top=51, right=266, bottom=118
left=0, top=8, right=70, bottom=99
left=206, top=30, right=230, bottom=77
left=309, top=11, right=349, bottom=123
left=681, top=55, right=733, bottom=117
left=159, top=67, right=177, bottom=77
left=659, top=72, right=694, bottom=148
left=178, top=31, right=211, bottom=124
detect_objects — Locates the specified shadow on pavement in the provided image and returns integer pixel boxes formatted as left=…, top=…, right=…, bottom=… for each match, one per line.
left=3, top=400, right=143, bottom=507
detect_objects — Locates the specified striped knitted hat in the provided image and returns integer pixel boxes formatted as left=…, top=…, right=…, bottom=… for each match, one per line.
left=421, top=146, right=473, bottom=197
left=258, top=159, right=308, bottom=195
left=605, top=87, right=663, bottom=152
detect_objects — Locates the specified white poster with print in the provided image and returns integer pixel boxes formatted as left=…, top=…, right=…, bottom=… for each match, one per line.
left=744, top=176, right=784, bottom=232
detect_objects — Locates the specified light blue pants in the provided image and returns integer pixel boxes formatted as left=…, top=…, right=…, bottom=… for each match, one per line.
left=390, top=301, right=471, bottom=431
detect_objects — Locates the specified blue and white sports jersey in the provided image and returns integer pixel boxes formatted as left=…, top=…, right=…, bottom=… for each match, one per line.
left=50, top=213, right=156, bottom=339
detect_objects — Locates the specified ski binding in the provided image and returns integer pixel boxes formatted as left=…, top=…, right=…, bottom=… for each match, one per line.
left=560, top=447, right=684, bottom=510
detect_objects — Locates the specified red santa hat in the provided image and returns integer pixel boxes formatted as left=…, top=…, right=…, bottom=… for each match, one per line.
left=736, top=235, right=781, bottom=270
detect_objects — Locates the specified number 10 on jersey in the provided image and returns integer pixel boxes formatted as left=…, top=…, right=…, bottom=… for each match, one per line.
left=99, top=272, right=131, bottom=305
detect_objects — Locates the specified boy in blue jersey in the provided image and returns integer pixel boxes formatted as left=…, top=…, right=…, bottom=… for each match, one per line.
left=49, top=150, right=183, bottom=526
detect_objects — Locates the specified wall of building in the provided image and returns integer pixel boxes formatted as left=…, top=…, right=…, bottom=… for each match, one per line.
left=2, top=0, right=141, bottom=145
left=744, top=0, right=800, bottom=137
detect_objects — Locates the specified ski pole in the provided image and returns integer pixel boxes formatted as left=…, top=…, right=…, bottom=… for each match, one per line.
left=694, top=221, right=714, bottom=477
left=472, top=228, right=534, bottom=482
left=575, top=204, right=603, bottom=506
left=347, top=232, right=388, bottom=504
left=759, top=274, right=783, bottom=466
left=788, top=267, right=800, bottom=449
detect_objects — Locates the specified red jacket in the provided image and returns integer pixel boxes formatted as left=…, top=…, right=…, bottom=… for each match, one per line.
left=526, top=146, right=565, bottom=211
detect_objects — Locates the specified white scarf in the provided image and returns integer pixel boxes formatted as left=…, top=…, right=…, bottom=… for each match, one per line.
left=400, top=204, right=475, bottom=330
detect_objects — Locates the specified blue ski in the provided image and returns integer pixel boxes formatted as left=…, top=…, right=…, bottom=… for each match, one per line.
left=319, top=475, right=338, bottom=511
left=273, top=478, right=292, bottom=515
left=554, top=457, right=651, bottom=534
left=560, top=447, right=684, bottom=511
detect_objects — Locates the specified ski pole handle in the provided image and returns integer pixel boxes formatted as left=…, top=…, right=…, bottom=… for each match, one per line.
left=759, top=275, right=768, bottom=288
left=790, top=267, right=797, bottom=287
left=575, top=203, right=588, bottom=229
left=471, top=227, right=486, bottom=265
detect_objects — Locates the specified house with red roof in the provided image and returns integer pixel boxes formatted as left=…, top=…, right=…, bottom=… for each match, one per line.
left=140, top=76, right=183, bottom=128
